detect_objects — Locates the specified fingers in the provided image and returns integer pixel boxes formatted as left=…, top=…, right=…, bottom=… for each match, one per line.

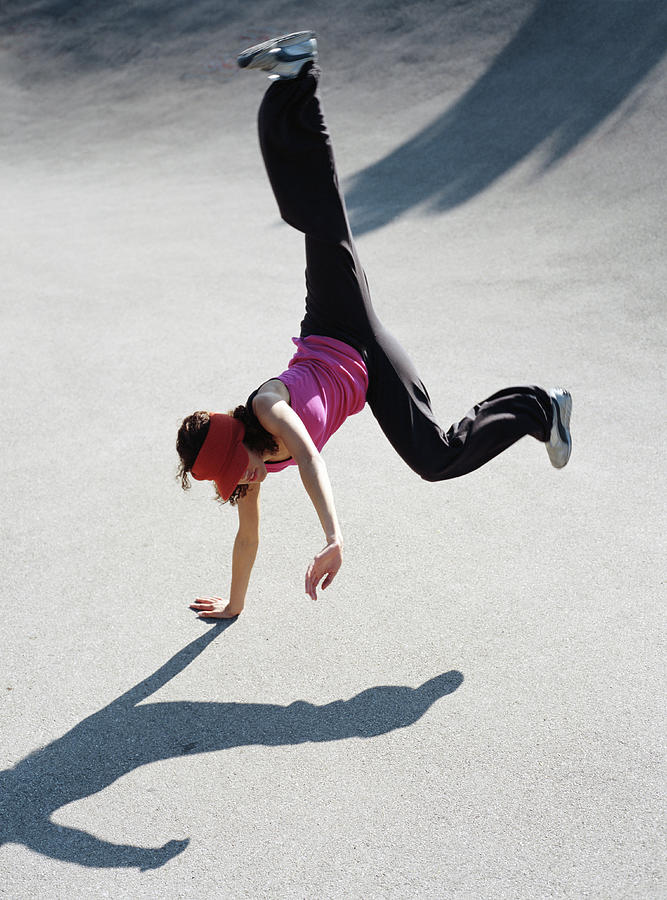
left=305, top=562, right=316, bottom=601
left=305, top=566, right=332, bottom=601
left=191, top=604, right=218, bottom=619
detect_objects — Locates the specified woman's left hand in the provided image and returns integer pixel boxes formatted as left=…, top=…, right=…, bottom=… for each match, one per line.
left=305, top=540, right=343, bottom=601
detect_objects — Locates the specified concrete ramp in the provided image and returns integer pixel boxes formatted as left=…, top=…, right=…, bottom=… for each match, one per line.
left=1, top=2, right=665, bottom=897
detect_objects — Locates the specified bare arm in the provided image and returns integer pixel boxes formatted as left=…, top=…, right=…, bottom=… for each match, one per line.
left=189, top=482, right=261, bottom=619
left=254, top=392, right=343, bottom=600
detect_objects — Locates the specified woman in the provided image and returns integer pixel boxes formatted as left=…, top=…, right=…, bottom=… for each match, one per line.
left=177, top=32, right=572, bottom=619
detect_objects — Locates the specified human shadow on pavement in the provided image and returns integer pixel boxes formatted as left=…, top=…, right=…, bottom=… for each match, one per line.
left=345, top=0, right=667, bottom=233
left=0, top=623, right=463, bottom=870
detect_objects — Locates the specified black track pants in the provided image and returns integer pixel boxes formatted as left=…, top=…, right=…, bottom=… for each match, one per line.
left=258, top=65, right=551, bottom=481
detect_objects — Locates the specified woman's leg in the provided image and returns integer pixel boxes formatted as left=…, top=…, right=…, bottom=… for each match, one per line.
left=258, top=63, right=378, bottom=352
left=257, top=60, right=553, bottom=480
left=366, top=342, right=552, bottom=480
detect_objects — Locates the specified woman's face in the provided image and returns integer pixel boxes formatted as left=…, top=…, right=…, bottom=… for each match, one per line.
left=237, top=446, right=268, bottom=486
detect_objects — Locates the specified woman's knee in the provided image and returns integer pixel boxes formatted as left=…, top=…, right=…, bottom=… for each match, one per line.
left=398, top=443, right=454, bottom=483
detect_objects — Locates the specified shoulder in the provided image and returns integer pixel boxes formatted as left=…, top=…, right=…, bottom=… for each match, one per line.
left=253, top=379, right=291, bottom=420
left=253, top=378, right=290, bottom=411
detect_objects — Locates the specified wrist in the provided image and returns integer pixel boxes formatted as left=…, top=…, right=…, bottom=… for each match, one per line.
left=228, top=590, right=247, bottom=610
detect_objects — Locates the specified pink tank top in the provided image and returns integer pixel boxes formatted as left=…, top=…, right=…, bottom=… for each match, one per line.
left=265, top=335, right=368, bottom=473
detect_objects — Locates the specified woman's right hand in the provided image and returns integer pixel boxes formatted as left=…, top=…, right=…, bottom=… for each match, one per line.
left=189, top=597, right=243, bottom=619
left=305, top=539, right=343, bottom=601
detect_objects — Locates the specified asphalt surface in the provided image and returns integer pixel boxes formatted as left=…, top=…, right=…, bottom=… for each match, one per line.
left=1, top=1, right=666, bottom=897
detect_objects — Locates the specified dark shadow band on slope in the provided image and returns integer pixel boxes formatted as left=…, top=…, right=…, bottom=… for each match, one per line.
left=0, top=624, right=463, bottom=870
left=344, top=0, right=667, bottom=234
left=0, top=0, right=247, bottom=71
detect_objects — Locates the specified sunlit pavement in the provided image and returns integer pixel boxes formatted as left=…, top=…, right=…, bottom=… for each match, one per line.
left=1, top=2, right=665, bottom=897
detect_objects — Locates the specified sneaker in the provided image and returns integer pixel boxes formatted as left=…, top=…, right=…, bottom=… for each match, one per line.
left=546, top=388, right=572, bottom=468
left=237, top=31, right=317, bottom=80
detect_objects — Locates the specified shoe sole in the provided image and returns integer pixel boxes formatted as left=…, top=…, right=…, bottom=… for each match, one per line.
left=547, top=389, right=572, bottom=468
left=237, top=31, right=316, bottom=69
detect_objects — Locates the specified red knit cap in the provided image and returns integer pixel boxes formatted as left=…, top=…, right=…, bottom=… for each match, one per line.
left=191, top=413, right=249, bottom=501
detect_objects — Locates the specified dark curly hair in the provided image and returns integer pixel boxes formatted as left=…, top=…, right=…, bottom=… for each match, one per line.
left=176, top=406, right=279, bottom=506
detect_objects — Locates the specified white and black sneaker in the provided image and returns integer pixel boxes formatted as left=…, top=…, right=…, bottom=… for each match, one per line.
left=546, top=388, right=573, bottom=468
left=237, top=31, right=317, bottom=80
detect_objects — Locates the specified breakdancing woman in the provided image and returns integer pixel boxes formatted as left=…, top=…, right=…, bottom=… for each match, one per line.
left=176, top=32, right=572, bottom=619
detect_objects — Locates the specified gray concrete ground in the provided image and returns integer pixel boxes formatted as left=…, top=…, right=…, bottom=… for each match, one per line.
left=1, top=1, right=665, bottom=897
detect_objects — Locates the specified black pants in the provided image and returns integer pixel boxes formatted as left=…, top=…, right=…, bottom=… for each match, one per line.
left=258, top=65, right=551, bottom=481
